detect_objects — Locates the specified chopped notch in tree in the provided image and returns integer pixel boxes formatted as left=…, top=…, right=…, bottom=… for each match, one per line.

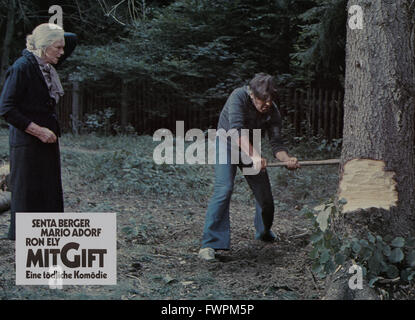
left=338, top=159, right=398, bottom=213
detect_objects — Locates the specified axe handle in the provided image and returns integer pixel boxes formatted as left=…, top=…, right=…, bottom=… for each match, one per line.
left=267, top=159, right=340, bottom=167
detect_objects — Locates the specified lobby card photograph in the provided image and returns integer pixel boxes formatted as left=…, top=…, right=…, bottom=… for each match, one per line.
left=15, top=212, right=117, bottom=286
left=1, top=0, right=415, bottom=304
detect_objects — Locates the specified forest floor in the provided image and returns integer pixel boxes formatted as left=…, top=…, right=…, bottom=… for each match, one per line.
left=0, top=129, right=413, bottom=300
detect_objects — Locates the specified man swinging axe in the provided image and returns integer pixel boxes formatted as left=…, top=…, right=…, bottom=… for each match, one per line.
left=199, top=73, right=300, bottom=261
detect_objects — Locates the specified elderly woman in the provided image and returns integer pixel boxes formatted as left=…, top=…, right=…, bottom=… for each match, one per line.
left=0, top=23, right=77, bottom=240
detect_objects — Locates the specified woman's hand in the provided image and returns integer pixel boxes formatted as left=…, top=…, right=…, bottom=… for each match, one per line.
left=25, top=122, right=57, bottom=143
left=37, top=127, right=57, bottom=143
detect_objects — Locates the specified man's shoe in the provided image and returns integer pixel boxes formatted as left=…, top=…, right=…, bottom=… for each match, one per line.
left=198, top=247, right=215, bottom=261
left=255, top=230, right=277, bottom=242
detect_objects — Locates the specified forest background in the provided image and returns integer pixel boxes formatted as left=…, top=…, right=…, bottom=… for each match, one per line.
left=0, top=0, right=347, bottom=135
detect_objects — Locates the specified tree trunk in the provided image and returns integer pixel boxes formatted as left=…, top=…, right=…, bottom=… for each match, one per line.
left=324, top=0, right=415, bottom=299
left=0, top=0, right=16, bottom=86
left=71, top=81, right=81, bottom=134
left=121, top=79, right=129, bottom=130
left=337, top=0, right=415, bottom=238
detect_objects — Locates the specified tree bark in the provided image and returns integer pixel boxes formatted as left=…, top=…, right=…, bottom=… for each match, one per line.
left=71, top=81, right=81, bottom=134
left=324, top=0, right=415, bottom=300
left=0, top=0, right=16, bottom=86
left=338, top=0, right=415, bottom=239
left=121, top=79, right=129, bottom=130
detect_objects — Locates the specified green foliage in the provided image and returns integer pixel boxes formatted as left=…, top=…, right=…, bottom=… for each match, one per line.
left=303, top=201, right=415, bottom=287
left=2, top=0, right=347, bottom=106
left=82, top=107, right=116, bottom=135
left=290, top=0, right=347, bottom=86
left=66, top=0, right=320, bottom=105
left=316, top=138, right=342, bottom=154
left=74, top=107, right=136, bottom=136
left=291, top=135, right=342, bottom=159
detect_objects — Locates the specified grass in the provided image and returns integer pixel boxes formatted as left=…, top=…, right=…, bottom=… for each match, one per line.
left=0, top=128, right=341, bottom=300
left=1, top=127, right=340, bottom=219
left=55, top=130, right=341, bottom=206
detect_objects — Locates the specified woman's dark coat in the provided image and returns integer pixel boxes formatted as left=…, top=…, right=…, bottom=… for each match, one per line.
left=0, top=33, right=77, bottom=239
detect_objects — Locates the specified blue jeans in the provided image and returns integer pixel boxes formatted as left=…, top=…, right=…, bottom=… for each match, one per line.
left=201, top=137, right=275, bottom=250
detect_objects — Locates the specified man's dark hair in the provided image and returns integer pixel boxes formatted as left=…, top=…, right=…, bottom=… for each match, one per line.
left=248, top=73, right=277, bottom=101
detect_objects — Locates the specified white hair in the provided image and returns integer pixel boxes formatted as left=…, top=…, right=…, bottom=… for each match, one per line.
left=26, top=23, right=64, bottom=56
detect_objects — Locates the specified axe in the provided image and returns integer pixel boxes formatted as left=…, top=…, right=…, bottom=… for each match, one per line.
left=267, top=159, right=340, bottom=167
